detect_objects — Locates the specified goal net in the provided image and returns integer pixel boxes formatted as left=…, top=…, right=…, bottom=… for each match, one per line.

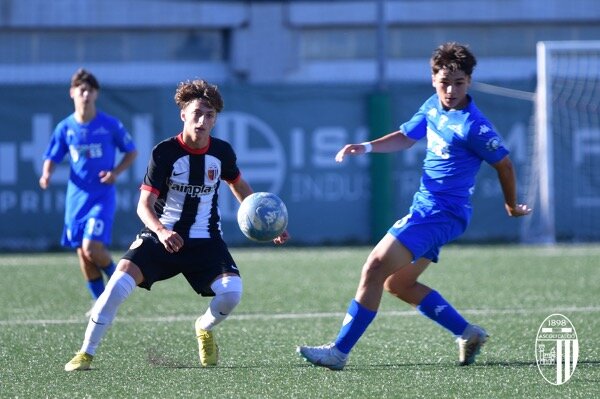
left=523, top=41, right=600, bottom=243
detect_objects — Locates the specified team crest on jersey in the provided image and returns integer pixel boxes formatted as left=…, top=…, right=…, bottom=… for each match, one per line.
left=486, top=137, right=501, bottom=151
left=206, top=162, right=220, bottom=183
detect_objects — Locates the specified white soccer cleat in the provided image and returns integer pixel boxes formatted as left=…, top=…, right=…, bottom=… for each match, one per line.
left=457, top=324, right=489, bottom=366
left=296, top=343, right=348, bottom=370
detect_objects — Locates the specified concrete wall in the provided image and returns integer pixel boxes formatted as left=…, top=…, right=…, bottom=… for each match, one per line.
left=0, top=0, right=598, bottom=85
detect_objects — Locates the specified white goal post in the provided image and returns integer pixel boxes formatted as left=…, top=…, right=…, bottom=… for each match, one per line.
left=526, top=40, right=600, bottom=243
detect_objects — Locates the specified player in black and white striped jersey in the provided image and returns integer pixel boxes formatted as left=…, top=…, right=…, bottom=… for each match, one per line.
left=65, top=79, right=289, bottom=371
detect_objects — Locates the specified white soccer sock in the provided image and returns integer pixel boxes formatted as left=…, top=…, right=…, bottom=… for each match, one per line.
left=195, top=275, right=242, bottom=332
left=80, top=270, right=136, bottom=355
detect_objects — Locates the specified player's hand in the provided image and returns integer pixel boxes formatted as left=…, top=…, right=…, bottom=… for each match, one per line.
left=273, top=230, right=290, bottom=245
left=505, top=203, right=532, bottom=217
left=39, top=175, right=50, bottom=190
left=99, top=170, right=117, bottom=184
left=335, top=144, right=367, bottom=163
left=156, top=227, right=184, bottom=253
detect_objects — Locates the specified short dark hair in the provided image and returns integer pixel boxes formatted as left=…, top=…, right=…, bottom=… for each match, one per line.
left=430, top=42, right=477, bottom=77
left=174, top=79, right=224, bottom=112
left=70, top=68, right=100, bottom=90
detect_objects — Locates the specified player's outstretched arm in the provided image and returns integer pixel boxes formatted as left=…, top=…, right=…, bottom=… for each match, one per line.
left=492, top=156, right=532, bottom=217
left=335, top=143, right=369, bottom=162
left=335, top=130, right=416, bottom=163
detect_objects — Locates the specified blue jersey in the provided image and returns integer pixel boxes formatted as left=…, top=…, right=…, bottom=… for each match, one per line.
left=400, top=94, right=508, bottom=217
left=43, top=111, right=136, bottom=246
left=390, top=94, right=509, bottom=261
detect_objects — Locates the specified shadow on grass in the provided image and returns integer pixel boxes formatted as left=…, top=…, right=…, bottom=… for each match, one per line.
left=146, top=348, right=198, bottom=369
left=146, top=349, right=303, bottom=369
left=146, top=348, right=600, bottom=371
left=334, top=360, right=536, bottom=370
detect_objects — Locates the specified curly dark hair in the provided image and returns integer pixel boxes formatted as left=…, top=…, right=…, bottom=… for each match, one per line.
left=430, top=42, right=477, bottom=76
left=70, top=68, right=100, bottom=90
left=174, top=79, right=224, bottom=112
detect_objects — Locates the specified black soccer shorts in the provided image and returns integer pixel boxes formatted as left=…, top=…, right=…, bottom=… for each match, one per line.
left=122, top=229, right=240, bottom=296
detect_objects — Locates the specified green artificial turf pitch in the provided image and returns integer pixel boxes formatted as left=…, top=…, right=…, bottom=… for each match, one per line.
left=0, top=245, right=598, bottom=398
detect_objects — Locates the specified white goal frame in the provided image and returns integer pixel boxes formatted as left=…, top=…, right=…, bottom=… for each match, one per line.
left=533, top=40, right=600, bottom=243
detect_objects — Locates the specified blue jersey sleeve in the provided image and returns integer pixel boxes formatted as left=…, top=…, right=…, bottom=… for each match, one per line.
left=43, top=120, right=69, bottom=163
left=400, top=97, right=436, bottom=140
left=400, top=108, right=427, bottom=140
left=467, top=121, right=509, bottom=165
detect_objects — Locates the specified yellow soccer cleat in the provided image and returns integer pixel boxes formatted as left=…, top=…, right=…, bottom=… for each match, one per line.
left=64, top=351, right=93, bottom=371
left=196, top=328, right=218, bottom=367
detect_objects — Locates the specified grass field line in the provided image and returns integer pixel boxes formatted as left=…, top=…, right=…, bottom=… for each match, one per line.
left=2, top=305, right=598, bottom=326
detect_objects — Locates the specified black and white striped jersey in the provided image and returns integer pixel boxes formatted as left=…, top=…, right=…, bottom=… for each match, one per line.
left=141, top=134, right=241, bottom=239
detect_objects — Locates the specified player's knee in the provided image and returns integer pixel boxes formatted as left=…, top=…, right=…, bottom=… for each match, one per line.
left=361, top=257, right=387, bottom=284
left=80, top=243, right=95, bottom=261
left=82, top=240, right=110, bottom=264
left=216, top=291, right=242, bottom=315
left=383, top=278, right=404, bottom=297
left=383, top=276, right=417, bottom=302
left=211, top=275, right=242, bottom=308
left=211, top=275, right=243, bottom=294
left=383, top=278, right=394, bottom=293
left=82, top=242, right=103, bottom=262
left=210, top=276, right=243, bottom=315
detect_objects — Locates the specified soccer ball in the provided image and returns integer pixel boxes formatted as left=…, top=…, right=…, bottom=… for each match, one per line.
left=237, top=192, right=288, bottom=242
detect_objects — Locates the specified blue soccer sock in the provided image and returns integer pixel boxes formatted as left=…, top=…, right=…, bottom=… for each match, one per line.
left=87, top=277, right=105, bottom=300
left=101, top=261, right=116, bottom=279
left=416, top=290, right=468, bottom=336
left=334, top=299, right=377, bottom=354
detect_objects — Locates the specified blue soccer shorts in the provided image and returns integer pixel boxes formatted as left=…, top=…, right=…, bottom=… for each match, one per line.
left=388, top=207, right=467, bottom=263
left=61, top=209, right=114, bottom=248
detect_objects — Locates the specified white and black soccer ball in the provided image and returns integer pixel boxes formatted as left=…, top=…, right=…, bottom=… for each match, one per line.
left=237, top=192, right=288, bottom=242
